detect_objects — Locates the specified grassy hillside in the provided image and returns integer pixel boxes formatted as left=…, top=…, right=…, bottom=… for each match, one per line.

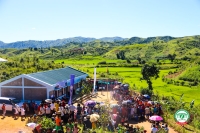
left=104, top=35, right=200, bottom=61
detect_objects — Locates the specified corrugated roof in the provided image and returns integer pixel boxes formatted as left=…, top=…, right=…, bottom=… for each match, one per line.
left=27, top=66, right=87, bottom=85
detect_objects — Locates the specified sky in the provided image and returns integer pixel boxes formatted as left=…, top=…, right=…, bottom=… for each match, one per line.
left=0, top=0, right=200, bottom=43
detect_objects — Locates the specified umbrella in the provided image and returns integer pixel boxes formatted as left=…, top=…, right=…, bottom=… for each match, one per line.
left=90, top=113, right=100, bottom=122
left=85, top=100, right=96, bottom=107
left=122, top=100, right=132, bottom=105
left=26, top=123, right=37, bottom=129
left=143, top=94, right=150, bottom=99
left=110, top=104, right=119, bottom=108
left=149, top=115, right=163, bottom=121
left=45, top=99, right=52, bottom=103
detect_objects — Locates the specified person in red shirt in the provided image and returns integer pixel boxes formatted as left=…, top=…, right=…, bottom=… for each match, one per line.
left=62, top=100, right=66, bottom=107
left=2, top=103, right=6, bottom=118
left=37, top=104, right=41, bottom=115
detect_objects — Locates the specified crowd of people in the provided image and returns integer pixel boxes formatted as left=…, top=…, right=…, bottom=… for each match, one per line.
left=110, top=88, right=169, bottom=133
left=1, top=84, right=170, bottom=133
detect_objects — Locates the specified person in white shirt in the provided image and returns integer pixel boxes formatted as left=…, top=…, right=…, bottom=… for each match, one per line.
left=20, top=106, right=25, bottom=121
left=45, top=105, right=51, bottom=117
left=50, top=101, right=55, bottom=114
left=145, top=106, right=150, bottom=119
left=59, top=106, right=64, bottom=120
left=13, top=104, right=19, bottom=120
left=151, top=125, right=158, bottom=133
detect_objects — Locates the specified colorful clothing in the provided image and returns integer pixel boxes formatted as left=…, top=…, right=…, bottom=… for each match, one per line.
left=66, top=123, right=74, bottom=133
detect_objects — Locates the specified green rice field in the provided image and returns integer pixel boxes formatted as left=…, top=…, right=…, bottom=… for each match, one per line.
left=55, top=58, right=200, bottom=104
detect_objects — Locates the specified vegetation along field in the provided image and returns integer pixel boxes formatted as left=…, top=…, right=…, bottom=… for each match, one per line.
left=1, top=35, right=200, bottom=131
left=1, top=35, right=200, bottom=104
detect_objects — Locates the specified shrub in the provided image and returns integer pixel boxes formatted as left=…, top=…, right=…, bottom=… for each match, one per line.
left=98, top=61, right=106, bottom=65
left=140, top=88, right=153, bottom=96
left=181, top=81, right=185, bottom=86
left=38, top=117, right=55, bottom=130
left=126, top=59, right=131, bottom=63
left=100, top=73, right=105, bottom=77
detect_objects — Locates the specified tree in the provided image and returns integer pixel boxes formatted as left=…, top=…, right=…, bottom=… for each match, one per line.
left=141, top=60, right=146, bottom=64
left=137, top=57, right=142, bottom=64
left=168, top=54, right=176, bottom=62
left=157, top=59, right=160, bottom=63
left=81, top=80, right=93, bottom=95
left=116, top=53, right=120, bottom=59
left=20, top=58, right=24, bottom=63
left=126, top=59, right=131, bottom=63
left=141, top=64, right=160, bottom=90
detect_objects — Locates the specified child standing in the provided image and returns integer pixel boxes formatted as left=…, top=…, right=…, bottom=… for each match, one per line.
left=2, top=103, right=6, bottom=118
left=20, top=105, right=26, bottom=121
left=13, top=104, right=19, bottom=119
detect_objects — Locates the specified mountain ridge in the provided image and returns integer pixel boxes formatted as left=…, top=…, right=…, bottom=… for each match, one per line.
left=0, top=35, right=195, bottom=49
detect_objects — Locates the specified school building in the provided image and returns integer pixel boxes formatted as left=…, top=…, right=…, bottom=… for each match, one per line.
left=0, top=67, right=88, bottom=101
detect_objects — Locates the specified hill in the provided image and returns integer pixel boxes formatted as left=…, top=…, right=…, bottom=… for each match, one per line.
left=0, top=37, right=96, bottom=49
left=0, top=35, right=200, bottom=61
left=0, top=36, right=178, bottom=49
left=104, top=35, right=200, bottom=61
left=0, top=37, right=128, bottom=49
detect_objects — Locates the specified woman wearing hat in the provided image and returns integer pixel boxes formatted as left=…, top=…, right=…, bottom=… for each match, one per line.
left=55, top=112, right=62, bottom=131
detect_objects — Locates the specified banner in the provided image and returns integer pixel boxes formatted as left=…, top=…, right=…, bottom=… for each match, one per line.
left=68, top=74, right=75, bottom=105
left=93, top=68, right=96, bottom=93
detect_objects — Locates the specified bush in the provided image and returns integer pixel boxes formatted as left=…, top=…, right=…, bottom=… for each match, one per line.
left=100, top=73, right=105, bottom=77
left=140, top=88, right=153, bottom=96
left=126, top=59, right=131, bottom=63
left=98, top=61, right=106, bottom=65
left=181, top=81, right=185, bottom=86
left=38, top=117, right=55, bottom=130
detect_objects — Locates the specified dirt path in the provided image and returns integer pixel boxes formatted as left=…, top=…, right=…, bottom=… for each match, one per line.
left=165, top=70, right=184, bottom=79
left=0, top=114, right=32, bottom=133
left=90, top=91, right=178, bottom=133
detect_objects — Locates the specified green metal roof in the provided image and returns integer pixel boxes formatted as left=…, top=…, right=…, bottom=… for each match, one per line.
left=27, top=66, right=88, bottom=85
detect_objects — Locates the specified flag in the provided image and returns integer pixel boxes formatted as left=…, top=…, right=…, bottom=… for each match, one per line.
left=106, top=67, right=108, bottom=73
left=93, top=68, right=96, bottom=93
left=68, top=74, right=75, bottom=105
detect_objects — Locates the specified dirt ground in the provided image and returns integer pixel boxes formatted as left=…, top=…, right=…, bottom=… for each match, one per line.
left=0, top=91, right=177, bottom=133
left=0, top=113, right=32, bottom=133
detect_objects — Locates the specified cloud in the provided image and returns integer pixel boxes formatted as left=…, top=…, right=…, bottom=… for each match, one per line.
left=31, top=27, right=36, bottom=30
